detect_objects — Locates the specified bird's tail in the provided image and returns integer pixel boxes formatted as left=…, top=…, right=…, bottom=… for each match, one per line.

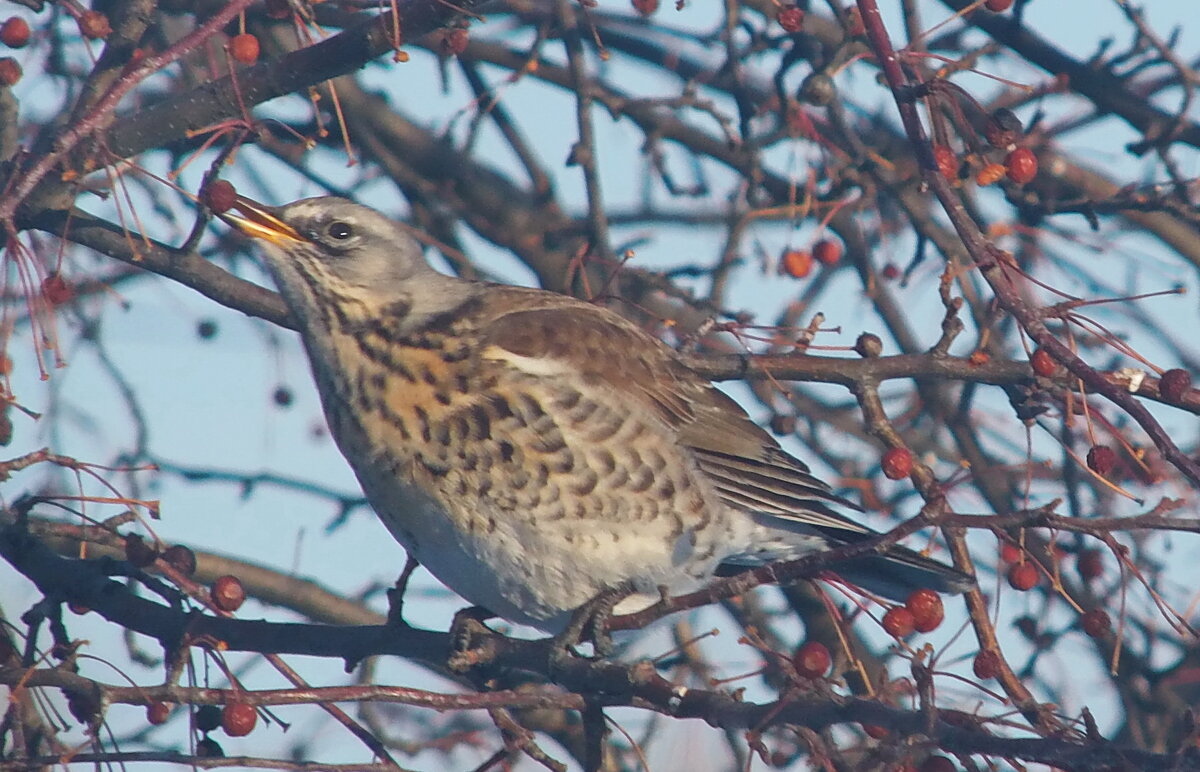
left=828, top=544, right=974, bottom=600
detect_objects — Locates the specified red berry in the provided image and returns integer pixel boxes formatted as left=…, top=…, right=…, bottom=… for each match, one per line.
left=78, top=11, right=111, bottom=40
left=984, top=0, right=1014, bottom=11
left=777, top=6, right=804, bottom=32
left=42, top=274, right=73, bottom=305
left=0, top=57, right=22, bottom=87
left=1007, top=561, right=1038, bottom=591
left=632, top=0, right=659, bottom=16
left=1159, top=368, right=1192, bottom=402
left=1000, top=542, right=1021, bottom=564
left=882, top=607, right=916, bottom=637
left=1086, top=445, right=1117, bottom=476
left=905, top=589, right=944, bottom=633
left=221, top=702, right=257, bottom=737
left=780, top=249, right=813, bottom=279
left=229, top=33, right=259, bottom=64
left=1076, top=549, right=1104, bottom=582
left=124, top=534, right=159, bottom=568
left=975, top=162, right=1006, bottom=186
left=792, top=641, right=831, bottom=678
left=163, top=544, right=197, bottom=576
left=984, top=108, right=1021, bottom=148
left=1, top=17, right=30, bottom=48
left=203, top=180, right=237, bottom=214
left=972, top=650, right=1000, bottom=679
left=881, top=447, right=913, bottom=480
left=920, top=756, right=957, bottom=772
left=211, top=575, right=246, bottom=612
left=1005, top=147, right=1038, bottom=184
left=439, top=27, right=469, bottom=56
left=1081, top=609, right=1110, bottom=638
left=812, top=239, right=841, bottom=266
left=147, top=702, right=172, bottom=725
left=881, top=263, right=901, bottom=280
left=932, top=145, right=957, bottom=181
left=1030, top=348, right=1056, bottom=377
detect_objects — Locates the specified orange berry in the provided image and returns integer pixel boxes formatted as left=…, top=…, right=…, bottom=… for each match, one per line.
left=968, top=349, right=989, bottom=366
left=1005, top=147, right=1038, bottom=184
left=881, top=447, right=913, bottom=480
left=932, top=145, right=958, bottom=181
left=905, top=589, right=944, bottom=633
left=78, top=11, right=111, bottom=40
left=780, top=249, right=813, bottom=279
left=812, top=239, right=841, bottom=266
left=793, top=641, right=831, bottom=678
left=1, top=17, right=30, bottom=48
left=882, top=606, right=916, bottom=637
left=211, top=575, right=246, bottom=612
left=229, top=33, right=259, bottom=64
left=221, top=702, right=257, bottom=737
left=1007, top=561, right=1038, bottom=591
left=972, top=650, right=1000, bottom=679
left=1030, top=348, right=1056, bottom=377
left=975, top=162, right=1006, bottom=186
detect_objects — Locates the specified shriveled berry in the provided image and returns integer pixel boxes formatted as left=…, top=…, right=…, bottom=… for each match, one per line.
left=1159, top=368, right=1192, bottom=402
left=984, top=108, right=1021, bottom=148
left=0, top=56, right=21, bottom=86
left=1081, top=609, right=1110, bottom=638
left=1030, top=348, right=1056, bottom=377
left=932, top=145, right=958, bottom=181
left=1086, top=445, right=1117, bottom=476
left=1, top=17, right=30, bottom=48
left=972, top=650, right=1000, bottom=679
left=147, top=702, right=172, bottom=725
left=1005, top=147, right=1038, bottom=184
left=906, top=589, right=944, bottom=633
left=124, top=534, right=159, bottom=568
left=221, top=702, right=257, bottom=736
left=812, top=239, right=841, bottom=266
left=211, top=575, right=246, bottom=612
left=881, top=447, right=913, bottom=480
left=781, top=249, right=813, bottom=279
left=163, top=544, right=197, bottom=576
left=195, top=704, right=222, bottom=733
left=229, top=33, right=259, bottom=64
left=777, top=6, right=804, bottom=33
left=984, top=0, right=1013, bottom=10
left=854, top=332, right=882, bottom=358
left=439, top=27, right=468, bottom=56
left=632, top=0, right=659, bottom=15
left=203, top=179, right=237, bottom=213
left=793, top=641, right=831, bottom=678
left=1076, top=549, right=1103, bottom=582
left=1007, top=561, right=1038, bottom=591
left=42, top=274, right=73, bottom=305
left=78, top=11, right=111, bottom=40
left=196, top=737, right=224, bottom=757
left=882, top=606, right=916, bottom=637
left=975, top=162, right=1006, bottom=186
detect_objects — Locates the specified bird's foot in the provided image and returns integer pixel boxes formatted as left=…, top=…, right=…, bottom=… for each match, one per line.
left=447, top=605, right=501, bottom=672
left=547, top=583, right=635, bottom=671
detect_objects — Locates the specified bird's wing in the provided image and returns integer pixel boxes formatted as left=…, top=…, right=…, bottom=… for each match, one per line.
left=476, top=292, right=869, bottom=536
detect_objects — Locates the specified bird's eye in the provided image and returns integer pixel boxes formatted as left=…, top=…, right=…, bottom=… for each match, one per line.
left=327, top=221, right=353, bottom=240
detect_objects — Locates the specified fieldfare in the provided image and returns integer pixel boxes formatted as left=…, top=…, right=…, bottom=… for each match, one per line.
left=220, top=195, right=972, bottom=633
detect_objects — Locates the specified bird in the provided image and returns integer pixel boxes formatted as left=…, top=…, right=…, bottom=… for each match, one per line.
left=219, top=194, right=973, bottom=635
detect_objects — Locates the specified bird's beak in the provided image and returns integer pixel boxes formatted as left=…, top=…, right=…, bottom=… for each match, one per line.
left=219, top=196, right=305, bottom=246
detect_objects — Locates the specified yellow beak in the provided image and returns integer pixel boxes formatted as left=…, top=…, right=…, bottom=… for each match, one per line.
left=220, top=197, right=305, bottom=246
